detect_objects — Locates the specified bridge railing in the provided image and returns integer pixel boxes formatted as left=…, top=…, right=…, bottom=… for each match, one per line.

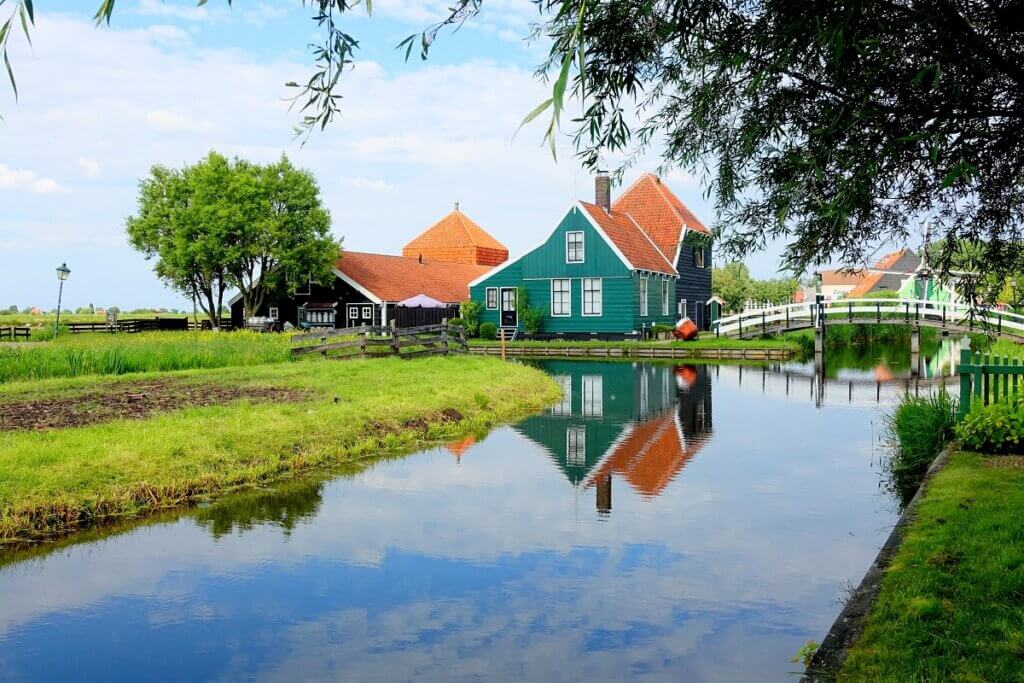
left=712, top=298, right=1024, bottom=339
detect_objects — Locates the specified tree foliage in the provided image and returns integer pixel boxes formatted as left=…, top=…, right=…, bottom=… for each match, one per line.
left=712, top=262, right=798, bottom=312
left=126, top=151, right=338, bottom=327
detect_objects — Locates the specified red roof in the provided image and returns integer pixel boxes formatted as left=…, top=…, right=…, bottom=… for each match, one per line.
left=584, top=412, right=706, bottom=498
left=335, top=251, right=492, bottom=303
left=402, top=208, right=509, bottom=267
left=612, top=173, right=709, bottom=260
left=579, top=202, right=677, bottom=275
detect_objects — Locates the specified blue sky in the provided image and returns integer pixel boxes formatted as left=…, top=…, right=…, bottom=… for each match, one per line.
left=0, top=0, right=789, bottom=310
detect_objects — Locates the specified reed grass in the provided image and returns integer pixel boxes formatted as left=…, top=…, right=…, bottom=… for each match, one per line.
left=0, top=331, right=292, bottom=382
left=883, top=389, right=958, bottom=505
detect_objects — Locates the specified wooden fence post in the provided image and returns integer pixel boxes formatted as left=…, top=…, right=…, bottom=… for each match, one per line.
left=390, top=319, right=399, bottom=357
left=958, top=335, right=975, bottom=418
left=441, top=317, right=449, bottom=356
left=359, top=324, right=367, bottom=358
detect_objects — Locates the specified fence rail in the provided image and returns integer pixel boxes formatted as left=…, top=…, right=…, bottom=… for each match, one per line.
left=0, top=325, right=31, bottom=341
left=713, top=298, right=1024, bottom=341
left=957, top=339, right=1024, bottom=418
left=291, top=320, right=468, bottom=361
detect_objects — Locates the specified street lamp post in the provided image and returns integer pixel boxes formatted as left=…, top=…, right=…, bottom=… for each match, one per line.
left=54, top=262, right=71, bottom=336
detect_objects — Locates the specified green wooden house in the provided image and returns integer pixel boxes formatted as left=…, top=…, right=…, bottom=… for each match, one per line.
left=469, top=178, right=681, bottom=338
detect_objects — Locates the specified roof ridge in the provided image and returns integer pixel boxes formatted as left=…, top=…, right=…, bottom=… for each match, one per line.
left=620, top=210, right=677, bottom=274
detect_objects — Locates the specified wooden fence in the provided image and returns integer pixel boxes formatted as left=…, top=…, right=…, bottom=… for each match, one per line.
left=63, top=318, right=234, bottom=334
left=0, top=326, right=31, bottom=341
left=291, top=321, right=468, bottom=361
left=958, top=339, right=1024, bottom=418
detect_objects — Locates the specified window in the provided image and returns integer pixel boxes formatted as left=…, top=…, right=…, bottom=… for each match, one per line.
left=551, top=279, right=571, bottom=316
left=695, top=245, right=706, bottom=269
left=348, top=305, right=359, bottom=320
left=582, top=375, right=603, bottom=418
left=362, top=305, right=372, bottom=320
left=567, top=426, right=586, bottom=467
left=679, top=299, right=688, bottom=319
left=552, top=375, right=571, bottom=416
left=661, top=280, right=670, bottom=316
left=269, top=306, right=279, bottom=321
left=486, top=287, right=498, bottom=310
left=566, top=231, right=584, bottom=263
left=640, top=276, right=649, bottom=316
left=582, top=278, right=603, bottom=316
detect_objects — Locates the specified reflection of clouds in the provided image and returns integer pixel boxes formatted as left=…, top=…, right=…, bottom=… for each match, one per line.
left=0, top=378, right=897, bottom=681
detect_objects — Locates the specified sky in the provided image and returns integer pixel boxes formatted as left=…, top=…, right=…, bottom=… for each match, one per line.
left=0, top=0, right=791, bottom=311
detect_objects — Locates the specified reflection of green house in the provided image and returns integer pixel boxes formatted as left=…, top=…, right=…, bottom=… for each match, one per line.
left=514, top=361, right=712, bottom=494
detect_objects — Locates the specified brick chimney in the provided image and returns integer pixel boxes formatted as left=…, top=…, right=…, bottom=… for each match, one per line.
left=595, top=172, right=611, bottom=213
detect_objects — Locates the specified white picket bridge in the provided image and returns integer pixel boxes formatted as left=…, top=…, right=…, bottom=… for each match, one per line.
left=712, top=298, right=1024, bottom=341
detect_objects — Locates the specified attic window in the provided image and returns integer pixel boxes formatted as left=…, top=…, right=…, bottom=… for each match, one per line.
left=566, top=231, right=584, bottom=263
left=694, top=246, right=706, bottom=269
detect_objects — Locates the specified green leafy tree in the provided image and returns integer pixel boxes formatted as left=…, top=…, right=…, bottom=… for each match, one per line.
left=127, top=152, right=338, bottom=327
left=712, top=262, right=752, bottom=313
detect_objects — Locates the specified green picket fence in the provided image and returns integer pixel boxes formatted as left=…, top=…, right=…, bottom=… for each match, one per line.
left=958, top=339, right=1024, bottom=418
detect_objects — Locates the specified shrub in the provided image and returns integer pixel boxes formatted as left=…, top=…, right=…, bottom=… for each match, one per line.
left=651, top=323, right=675, bottom=336
left=956, top=394, right=1024, bottom=455
left=448, top=317, right=466, bottom=332
left=480, top=322, right=497, bottom=340
left=459, top=300, right=482, bottom=337
left=516, top=287, right=545, bottom=334
left=883, top=389, right=957, bottom=503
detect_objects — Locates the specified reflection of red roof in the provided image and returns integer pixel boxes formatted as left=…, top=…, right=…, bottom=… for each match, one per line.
left=336, top=252, right=493, bottom=303
left=402, top=209, right=508, bottom=267
left=584, top=412, right=705, bottom=498
left=580, top=202, right=677, bottom=276
left=613, top=173, right=709, bottom=260
left=446, top=436, right=476, bottom=462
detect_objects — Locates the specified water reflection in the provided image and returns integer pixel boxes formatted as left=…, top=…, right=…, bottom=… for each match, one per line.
left=516, top=362, right=713, bottom=510
left=0, top=359, right=899, bottom=683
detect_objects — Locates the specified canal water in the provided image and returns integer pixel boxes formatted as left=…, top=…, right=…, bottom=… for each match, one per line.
left=0, top=345, right=955, bottom=682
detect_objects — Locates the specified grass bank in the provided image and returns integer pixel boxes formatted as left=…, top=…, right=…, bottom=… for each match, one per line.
left=0, top=355, right=560, bottom=543
left=840, top=450, right=1024, bottom=680
left=467, top=336, right=800, bottom=350
left=0, top=331, right=291, bottom=382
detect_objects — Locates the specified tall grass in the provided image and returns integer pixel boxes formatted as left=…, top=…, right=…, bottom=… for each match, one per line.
left=0, top=331, right=292, bottom=382
left=883, top=389, right=957, bottom=504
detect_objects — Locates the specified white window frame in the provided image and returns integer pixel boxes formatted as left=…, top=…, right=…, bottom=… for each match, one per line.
left=486, top=287, right=498, bottom=310
left=695, top=245, right=706, bottom=269
left=582, top=278, right=603, bottom=317
left=661, top=279, right=670, bottom=316
left=566, top=231, right=585, bottom=263
left=348, top=305, right=359, bottom=320
left=361, top=305, right=372, bottom=320
left=679, top=298, right=688, bottom=319
left=551, top=278, right=571, bottom=317
left=582, top=375, right=603, bottom=418
left=567, top=426, right=586, bottom=467
left=552, top=375, right=572, bottom=416
left=640, top=276, right=649, bottom=316
left=268, top=306, right=279, bottom=321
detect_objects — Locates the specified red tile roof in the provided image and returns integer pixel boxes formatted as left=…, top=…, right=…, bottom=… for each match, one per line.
left=819, top=270, right=867, bottom=286
left=579, top=202, right=677, bottom=276
left=335, top=251, right=492, bottom=303
left=402, top=208, right=509, bottom=266
left=584, top=411, right=706, bottom=498
left=612, top=173, right=710, bottom=260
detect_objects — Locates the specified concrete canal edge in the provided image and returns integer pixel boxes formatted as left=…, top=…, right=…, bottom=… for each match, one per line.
left=802, top=445, right=956, bottom=681
left=468, top=345, right=796, bottom=361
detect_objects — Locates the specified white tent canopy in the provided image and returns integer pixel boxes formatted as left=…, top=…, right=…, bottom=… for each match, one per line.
left=397, top=294, right=447, bottom=308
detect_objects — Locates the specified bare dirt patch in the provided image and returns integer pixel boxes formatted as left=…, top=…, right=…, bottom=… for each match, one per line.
left=982, top=455, right=1024, bottom=470
left=0, top=379, right=312, bottom=431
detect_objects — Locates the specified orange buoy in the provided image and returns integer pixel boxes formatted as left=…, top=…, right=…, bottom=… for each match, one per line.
left=674, top=317, right=699, bottom=341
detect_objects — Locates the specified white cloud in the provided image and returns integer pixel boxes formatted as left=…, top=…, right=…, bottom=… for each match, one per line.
left=76, top=157, right=102, bottom=178
left=347, top=177, right=394, bottom=192
left=144, top=108, right=214, bottom=133
left=134, top=0, right=288, bottom=27
left=0, top=163, right=66, bottom=194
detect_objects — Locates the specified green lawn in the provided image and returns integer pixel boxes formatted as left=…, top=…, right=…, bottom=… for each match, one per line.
left=467, top=336, right=800, bottom=350
left=0, top=355, right=560, bottom=543
left=840, top=451, right=1024, bottom=680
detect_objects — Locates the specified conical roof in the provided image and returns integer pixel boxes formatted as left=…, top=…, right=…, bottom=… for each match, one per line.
left=402, top=207, right=509, bottom=266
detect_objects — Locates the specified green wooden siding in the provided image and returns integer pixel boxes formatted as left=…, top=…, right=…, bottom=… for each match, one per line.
left=470, top=205, right=678, bottom=334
